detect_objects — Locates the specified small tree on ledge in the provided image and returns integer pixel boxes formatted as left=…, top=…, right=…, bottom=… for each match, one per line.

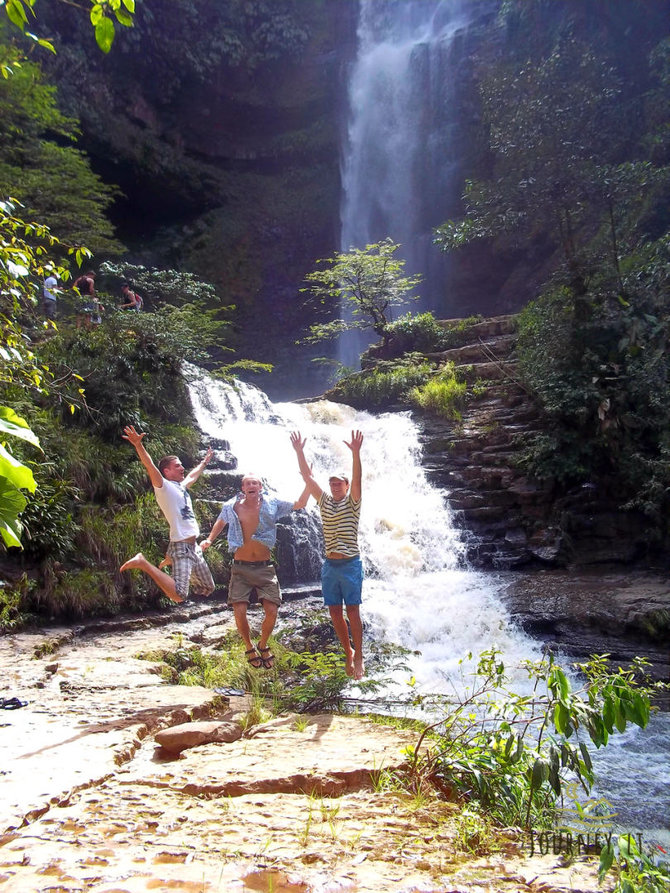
left=301, top=238, right=422, bottom=352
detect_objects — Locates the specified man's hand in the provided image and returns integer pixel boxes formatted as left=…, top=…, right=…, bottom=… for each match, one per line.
left=200, top=538, right=212, bottom=552
left=344, top=430, right=364, bottom=453
left=290, top=431, right=306, bottom=453
left=202, top=446, right=213, bottom=465
left=122, top=425, right=146, bottom=447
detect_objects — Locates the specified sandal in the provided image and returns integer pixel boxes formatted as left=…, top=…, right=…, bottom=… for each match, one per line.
left=245, top=647, right=263, bottom=669
left=258, top=646, right=275, bottom=670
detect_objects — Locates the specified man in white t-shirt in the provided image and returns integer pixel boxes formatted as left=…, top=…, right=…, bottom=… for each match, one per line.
left=42, top=275, right=59, bottom=320
left=120, top=425, right=215, bottom=603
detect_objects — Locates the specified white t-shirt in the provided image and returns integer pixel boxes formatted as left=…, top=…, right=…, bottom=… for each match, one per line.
left=153, top=479, right=199, bottom=541
left=43, top=276, right=57, bottom=301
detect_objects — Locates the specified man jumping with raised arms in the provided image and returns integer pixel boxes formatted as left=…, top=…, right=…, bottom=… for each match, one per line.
left=201, top=473, right=310, bottom=670
left=290, top=429, right=365, bottom=680
left=120, top=425, right=215, bottom=604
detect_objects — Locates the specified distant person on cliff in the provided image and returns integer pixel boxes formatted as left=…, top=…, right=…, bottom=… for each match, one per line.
left=201, top=473, right=310, bottom=670
left=120, top=425, right=215, bottom=604
left=290, top=429, right=365, bottom=680
left=73, top=270, right=102, bottom=328
left=42, top=274, right=59, bottom=321
left=119, top=282, right=143, bottom=311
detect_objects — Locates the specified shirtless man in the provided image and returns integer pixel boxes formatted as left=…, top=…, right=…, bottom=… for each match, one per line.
left=201, top=474, right=310, bottom=669
left=290, top=430, right=365, bottom=680
left=120, top=425, right=214, bottom=604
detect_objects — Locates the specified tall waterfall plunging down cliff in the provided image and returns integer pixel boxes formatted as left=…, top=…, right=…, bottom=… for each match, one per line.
left=340, top=0, right=474, bottom=359
left=186, top=368, right=669, bottom=843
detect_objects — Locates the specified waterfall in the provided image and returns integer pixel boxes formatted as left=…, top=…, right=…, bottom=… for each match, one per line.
left=187, top=366, right=670, bottom=848
left=340, top=0, right=478, bottom=361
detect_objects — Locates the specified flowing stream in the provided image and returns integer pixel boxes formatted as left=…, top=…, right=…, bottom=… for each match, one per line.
left=188, top=369, right=669, bottom=849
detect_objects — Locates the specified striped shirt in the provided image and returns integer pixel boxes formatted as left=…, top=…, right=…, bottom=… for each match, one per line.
left=317, top=493, right=361, bottom=556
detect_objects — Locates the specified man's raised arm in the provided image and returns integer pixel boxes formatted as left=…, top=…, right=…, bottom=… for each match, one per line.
left=122, top=425, right=163, bottom=489
left=184, top=446, right=213, bottom=488
left=293, top=481, right=312, bottom=511
left=345, top=429, right=363, bottom=502
left=290, top=431, right=323, bottom=500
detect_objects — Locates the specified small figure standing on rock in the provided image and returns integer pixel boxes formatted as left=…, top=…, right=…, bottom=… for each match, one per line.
left=290, top=429, right=366, bottom=680
left=201, top=473, right=310, bottom=670
left=120, top=425, right=215, bottom=604
left=119, top=282, right=143, bottom=312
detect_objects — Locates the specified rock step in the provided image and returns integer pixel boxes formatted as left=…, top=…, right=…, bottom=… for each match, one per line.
left=429, top=332, right=517, bottom=365
left=437, top=314, right=518, bottom=338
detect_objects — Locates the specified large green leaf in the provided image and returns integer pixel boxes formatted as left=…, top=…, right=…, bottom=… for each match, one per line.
left=0, top=475, right=27, bottom=548
left=94, top=16, right=115, bottom=53
left=0, top=444, right=36, bottom=493
left=0, top=406, right=40, bottom=448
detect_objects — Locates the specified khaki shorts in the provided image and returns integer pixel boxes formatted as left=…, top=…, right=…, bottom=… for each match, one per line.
left=228, top=560, right=281, bottom=606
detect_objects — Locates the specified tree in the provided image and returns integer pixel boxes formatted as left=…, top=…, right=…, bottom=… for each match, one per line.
left=2, top=0, right=135, bottom=54
left=435, top=40, right=634, bottom=297
left=302, top=239, right=421, bottom=351
left=0, top=43, right=124, bottom=255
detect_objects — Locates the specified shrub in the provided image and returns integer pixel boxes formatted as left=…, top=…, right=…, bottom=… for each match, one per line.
left=366, top=312, right=484, bottom=361
left=406, top=650, right=664, bottom=830
left=329, top=357, right=433, bottom=408
left=410, top=362, right=467, bottom=419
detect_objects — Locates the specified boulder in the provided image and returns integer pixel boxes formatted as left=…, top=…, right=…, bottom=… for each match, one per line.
left=155, top=720, right=242, bottom=755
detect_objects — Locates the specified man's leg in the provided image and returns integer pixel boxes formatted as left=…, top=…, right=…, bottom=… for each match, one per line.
left=120, top=553, right=184, bottom=604
left=328, top=605, right=355, bottom=677
left=346, top=604, right=365, bottom=680
left=229, top=566, right=262, bottom=667
left=232, top=601, right=254, bottom=651
left=257, top=600, right=278, bottom=668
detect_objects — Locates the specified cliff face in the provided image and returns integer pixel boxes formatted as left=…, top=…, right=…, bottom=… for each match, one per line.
left=37, top=0, right=358, bottom=397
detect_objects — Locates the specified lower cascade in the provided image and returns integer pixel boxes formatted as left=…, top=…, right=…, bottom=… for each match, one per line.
left=187, top=367, right=669, bottom=847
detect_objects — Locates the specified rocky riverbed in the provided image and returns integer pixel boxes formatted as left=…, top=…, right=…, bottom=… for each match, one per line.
left=0, top=596, right=625, bottom=893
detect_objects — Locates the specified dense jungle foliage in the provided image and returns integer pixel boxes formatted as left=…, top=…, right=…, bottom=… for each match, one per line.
left=1, top=0, right=670, bottom=630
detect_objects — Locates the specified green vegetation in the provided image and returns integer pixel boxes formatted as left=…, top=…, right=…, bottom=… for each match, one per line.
left=404, top=650, right=662, bottom=830
left=302, top=239, right=421, bottom=352
left=139, top=614, right=413, bottom=713
left=409, top=363, right=467, bottom=420
left=3, top=0, right=135, bottom=54
left=0, top=43, right=123, bottom=254
left=600, top=833, right=670, bottom=893
left=327, top=357, right=433, bottom=410
left=372, top=312, right=482, bottom=359
left=434, top=7, right=670, bottom=528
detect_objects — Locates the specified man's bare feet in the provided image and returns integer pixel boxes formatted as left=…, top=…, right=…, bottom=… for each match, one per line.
left=344, top=650, right=355, bottom=677
left=120, top=553, right=145, bottom=572
left=353, top=653, right=365, bottom=680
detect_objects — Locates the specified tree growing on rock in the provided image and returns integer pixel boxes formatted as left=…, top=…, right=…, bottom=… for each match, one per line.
left=301, top=238, right=421, bottom=353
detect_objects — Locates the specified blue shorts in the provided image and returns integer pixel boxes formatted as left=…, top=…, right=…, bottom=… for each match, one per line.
left=321, top=555, right=363, bottom=607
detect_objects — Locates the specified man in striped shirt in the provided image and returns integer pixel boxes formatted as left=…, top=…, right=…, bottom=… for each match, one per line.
left=290, top=429, right=365, bottom=680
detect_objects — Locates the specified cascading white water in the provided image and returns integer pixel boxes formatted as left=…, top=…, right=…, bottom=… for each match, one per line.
left=187, top=365, right=540, bottom=693
left=187, top=367, right=670, bottom=849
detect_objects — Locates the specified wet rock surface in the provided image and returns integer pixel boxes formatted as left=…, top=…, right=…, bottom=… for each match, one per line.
left=416, top=315, right=659, bottom=571
left=498, top=568, right=670, bottom=685
left=0, top=602, right=615, bottom=892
